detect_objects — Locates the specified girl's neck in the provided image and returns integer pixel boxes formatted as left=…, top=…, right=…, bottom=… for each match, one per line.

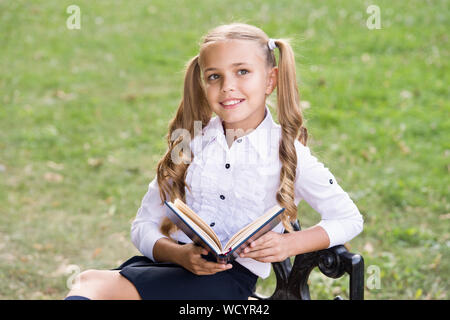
left=220, top=108, right=267, bottom=146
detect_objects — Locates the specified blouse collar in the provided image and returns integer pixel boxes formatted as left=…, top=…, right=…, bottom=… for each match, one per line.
left=203, top=105, right=281, bottom=158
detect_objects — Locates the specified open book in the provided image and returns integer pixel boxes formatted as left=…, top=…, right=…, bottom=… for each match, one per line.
left=164, top=199, right=285, bottom=263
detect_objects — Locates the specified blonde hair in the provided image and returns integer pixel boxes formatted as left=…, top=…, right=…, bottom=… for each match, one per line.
left=156, top=23, right=308, bottom=235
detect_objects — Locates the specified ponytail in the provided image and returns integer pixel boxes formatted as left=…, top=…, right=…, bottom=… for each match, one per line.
left=272, top=39, right=308, bottom=232
left=157, top=55, right=212, bottom=236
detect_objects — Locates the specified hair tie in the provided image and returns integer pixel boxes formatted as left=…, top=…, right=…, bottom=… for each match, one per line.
left=268, top=38, right=277, bottom=51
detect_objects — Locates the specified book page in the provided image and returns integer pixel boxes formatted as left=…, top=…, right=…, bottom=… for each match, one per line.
left=173, top=199, right=222, bottom=252
left=168, top=202, right=223, bottom=254
left=224, top=205, right=283, bottom=251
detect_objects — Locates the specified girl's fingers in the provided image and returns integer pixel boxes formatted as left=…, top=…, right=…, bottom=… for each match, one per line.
left=200, top=261, right=232, bottom=274
left=207, top=261, right=232, bottom=271
left=248, top=234, right=277, bottom=251
left=244, top=241, right=270, bottom=253
left=255, top=255, right=277, bottom=263
left=250, top=231, right=276, bottom=248
left=241, top=247, right=273, bottom=259
left=250, top=248, right=274, bottom=258
left=193, top=246, right=209, bottom=256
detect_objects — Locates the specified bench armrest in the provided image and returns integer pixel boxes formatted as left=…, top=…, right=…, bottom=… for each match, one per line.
left=251, top=221, right=364, bottom=300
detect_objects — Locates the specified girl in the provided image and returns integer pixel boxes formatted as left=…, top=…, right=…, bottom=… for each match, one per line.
left=64, top=23, right=363, bottom=300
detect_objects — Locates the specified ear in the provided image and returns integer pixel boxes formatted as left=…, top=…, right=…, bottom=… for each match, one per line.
left=265, top=67, right=278, bottom=95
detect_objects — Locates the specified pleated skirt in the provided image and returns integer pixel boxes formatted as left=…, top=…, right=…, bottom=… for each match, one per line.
left=114, top=252, right=258, bottom=300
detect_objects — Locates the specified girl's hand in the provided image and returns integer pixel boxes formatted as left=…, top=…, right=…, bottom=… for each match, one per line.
left=239, top=231, right=290, bottom=263
left=176, top=243, right=232, bottom=275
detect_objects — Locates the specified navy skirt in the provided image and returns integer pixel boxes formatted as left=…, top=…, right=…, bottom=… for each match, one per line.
left=114, top=251, right=258, bottom=300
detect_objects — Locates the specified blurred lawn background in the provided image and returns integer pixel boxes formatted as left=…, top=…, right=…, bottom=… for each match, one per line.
left=0, top=0, right=448, bottom=299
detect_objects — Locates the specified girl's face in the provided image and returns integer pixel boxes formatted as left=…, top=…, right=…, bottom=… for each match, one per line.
left=200, top=39, right=277, bottom=134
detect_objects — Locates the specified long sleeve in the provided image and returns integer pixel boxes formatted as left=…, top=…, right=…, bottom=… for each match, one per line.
left=130, top=177, right=169, bottom=261
left=294, top=142, right=364, bottom=248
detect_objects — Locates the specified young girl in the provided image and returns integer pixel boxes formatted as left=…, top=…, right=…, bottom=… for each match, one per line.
left=65, top=23, right=363, bottom=300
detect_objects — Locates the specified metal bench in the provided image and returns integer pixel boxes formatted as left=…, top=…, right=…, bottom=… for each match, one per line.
left=251, top=220, right=365, bottom=300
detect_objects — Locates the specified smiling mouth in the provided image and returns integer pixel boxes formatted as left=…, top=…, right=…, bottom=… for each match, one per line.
left=220, top=99, right=245, bottom=109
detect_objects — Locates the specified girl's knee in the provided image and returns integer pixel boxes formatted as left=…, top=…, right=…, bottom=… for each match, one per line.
left=67, top=269, right=107, bottom=299
left=76, top=269, right=102, bottom=288
left=69, top=269, right=140, bottom=300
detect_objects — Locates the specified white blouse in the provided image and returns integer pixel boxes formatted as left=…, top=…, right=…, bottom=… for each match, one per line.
left=131, top=106, right=363, bottom=279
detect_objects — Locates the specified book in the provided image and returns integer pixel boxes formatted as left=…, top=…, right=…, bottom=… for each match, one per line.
left=164, top=199, right=285, bottom=263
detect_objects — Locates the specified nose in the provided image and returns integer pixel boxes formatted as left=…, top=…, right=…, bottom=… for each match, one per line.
left=221, top=75, right=235, bottom=92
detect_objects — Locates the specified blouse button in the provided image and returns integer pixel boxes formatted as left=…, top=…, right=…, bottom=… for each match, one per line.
left=210, top=222, right=215, bottom=227
left=220, top=195, right=225, bottom=200
left=329, top=179, right=333, bottom=184
left=225, top=163, right=230, bottom=169
left=236, top=138, right=242, bottom=143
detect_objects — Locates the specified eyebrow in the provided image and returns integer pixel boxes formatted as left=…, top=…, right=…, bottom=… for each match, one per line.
left=203, top=62, right=251, bottom=73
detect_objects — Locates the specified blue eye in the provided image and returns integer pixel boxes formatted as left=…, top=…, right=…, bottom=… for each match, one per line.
left=206, top=70, right=249, bottom=81
left=207, top=74, right=219, bottom=81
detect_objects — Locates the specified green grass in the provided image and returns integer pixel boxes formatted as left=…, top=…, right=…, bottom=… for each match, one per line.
left=0, top=0, right=448, bottom=299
